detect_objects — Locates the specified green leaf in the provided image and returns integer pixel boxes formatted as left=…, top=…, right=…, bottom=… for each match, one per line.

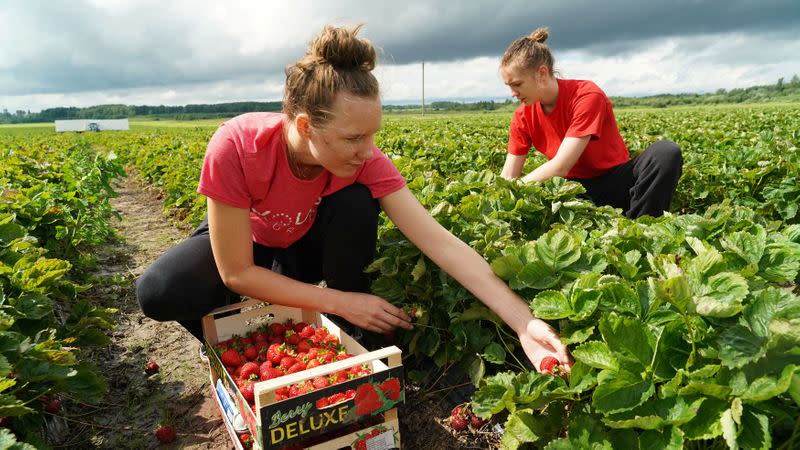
left=12, top=293, right=53, bottom=320
left=573, top=341, right=618, bottom=371
left=599, top=282, right=642, bottom=317
left=0, top=223, right=27, bottom=247
left=599, top=313, right=654, bottom=367
left=721, top=408, right=738, bottom=450
left=491, top=255, right=523, bottom=280
left=515, top=260, right=560, bottom=290
left=638, top=426, right=684, bottom=450
left=454, top=304, right=502, bottom=325
left=0, top=428, right=39, bottom=450
left=741, top=365, right=798, bottom=402
left=370, top=277, right=404, bottom=302
left=467, top=354, right=486, bottom=385
left=737, top=407, right=771, bottom=450
left=570, top=289, right=601, bottom=321
left=722, top=226, right=766, bottom=266
left=759, top=242, right=800, bottom=282
left=482, top=342, right=506, bottom=365
left=718, top=325, right=766, bottom=368
left=472, top=373, right=514, bottom=417
left=692, top=272, right=748, bottom=318
left=0, top=393, right=35, bottom=417
left=651, top=276, right=692, bottom=314
left=561, top=325, right=595, bottom=345
left=416, top=327, right=441, bottom=357
left=682, top=397, right=727, bottom=440
left=530, top=290, right=572, bottom=320
left=535, top=229, right=581, bottom=271
left=410, top=256, right=426, bottom=282
left=592, top=368, right=655, bottom=414
left=501, top=410, right=540, bottom=450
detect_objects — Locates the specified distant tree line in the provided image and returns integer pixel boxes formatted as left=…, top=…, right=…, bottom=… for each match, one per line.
left=2, top=76, right=799, bottom=124
left=0, top=101, right=282, bottom=124
left=610, top=75, right=800, bottom=108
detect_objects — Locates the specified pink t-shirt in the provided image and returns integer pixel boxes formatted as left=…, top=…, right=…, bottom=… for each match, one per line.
left=197, top=112, right=406, bottom=248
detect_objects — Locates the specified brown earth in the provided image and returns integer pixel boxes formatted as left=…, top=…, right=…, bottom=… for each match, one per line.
left=54, top=172, right=497, bottom=449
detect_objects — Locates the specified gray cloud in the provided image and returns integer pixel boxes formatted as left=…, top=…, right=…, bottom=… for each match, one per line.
left=1, top=0, right=798, bottom=99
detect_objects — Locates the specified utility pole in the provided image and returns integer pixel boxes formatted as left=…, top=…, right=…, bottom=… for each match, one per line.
left=422, top=60, right=425, bottom=116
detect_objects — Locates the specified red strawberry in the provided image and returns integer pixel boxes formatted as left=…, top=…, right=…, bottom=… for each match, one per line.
left=470, top=414, right=488, bottom=429
left=145, top=358, right=159, bottom=375
left=240, top=362, right=260, bottom=379
left=306, top=358, right=321, bottom=369
left=293, top=322, right=308, bottom=333
left=267, top=343, right=284, bottom=364
left=243, top=345, right=259, bottom=361
left=238, top=335, right=252, bottom=346
left=323, top=334, right=339, bottom=348
left=275, top=386, right=289, bottom=397
left=221, top=349, right=242, bottom=367
left=286, top=362, right=306, bottom=374
left=240, top=380, right=256, bottom=402
left=449, top=416, right=467, bottom=432
left=312, top=376, right=329, bottom=389
left=285, top=331, right=301, bottom=346
left=297, top=340, right=312, bottom=353
left=154, top=425, right=176, bottom=443
left=260, top=365, right=282, bottom=381
left=378, top=378, right=401, bottom=401
left=539, top=356, right=560, bottom=374
left=269, top=322, right=286, bottom=337
left=298, top=325, right=315, bottom=339
left=44, top=397, right=61, bottom=414
left=279, top=356, right=296, bottom=370
left=252, top=328, right=269, bottom=343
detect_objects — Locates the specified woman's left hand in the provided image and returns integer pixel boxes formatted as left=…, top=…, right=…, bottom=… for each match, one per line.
left=519, top=318, right=573, bottom=374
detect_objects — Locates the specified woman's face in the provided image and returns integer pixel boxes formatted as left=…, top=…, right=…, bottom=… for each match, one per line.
left=307, top=93, right=381, bottom=178
left=501, top=63, right=546, bottom=105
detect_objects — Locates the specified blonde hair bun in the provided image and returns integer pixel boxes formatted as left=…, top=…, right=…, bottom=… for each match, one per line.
left=310, top=25, right=376, bottom=72
left=528, top=27, right=549, bottom=44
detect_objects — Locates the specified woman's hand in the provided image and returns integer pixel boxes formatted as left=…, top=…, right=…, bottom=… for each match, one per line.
left=519, top=318, right=573, bottom=374
left=334, top=291, right=413, bottom=334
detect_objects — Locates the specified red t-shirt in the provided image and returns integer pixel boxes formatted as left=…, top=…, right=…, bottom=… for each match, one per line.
left=197, top=112, right=406, bottom=248
left=507, top=79, right=630, bottom=179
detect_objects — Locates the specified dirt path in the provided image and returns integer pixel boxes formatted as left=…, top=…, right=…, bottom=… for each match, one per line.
left=60, top=173, right=232, bottom=449
left=58, top=172, right=488, bottom=449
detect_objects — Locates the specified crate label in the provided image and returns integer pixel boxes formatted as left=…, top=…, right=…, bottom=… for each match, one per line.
left=262, top=366, right=404, bottom=449
left=364, top=430, right=395, bottom=449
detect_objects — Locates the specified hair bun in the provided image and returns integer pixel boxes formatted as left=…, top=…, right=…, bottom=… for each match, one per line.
left=309, top=25, right=376, bottom=71
left=528, top=27, right=549, bottom=44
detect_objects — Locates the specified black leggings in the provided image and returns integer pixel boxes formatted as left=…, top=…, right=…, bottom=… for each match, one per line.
left=136, top=184, right=380, bottom=342
left=573, top=140, right=683, bottom=218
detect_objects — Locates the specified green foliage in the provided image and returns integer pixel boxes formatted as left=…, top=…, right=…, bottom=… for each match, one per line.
left=0, top=134, right=120, bottom=444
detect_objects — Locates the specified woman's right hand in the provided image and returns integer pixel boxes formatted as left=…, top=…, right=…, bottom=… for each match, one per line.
left=333, top=291, right=413, bottom=333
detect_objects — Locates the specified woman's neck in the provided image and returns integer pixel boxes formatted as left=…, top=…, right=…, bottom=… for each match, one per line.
left=540, top=77, right=559, bottom=114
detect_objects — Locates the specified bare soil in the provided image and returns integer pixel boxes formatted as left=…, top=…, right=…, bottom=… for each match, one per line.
left=55, top=172, right=498, bottom=449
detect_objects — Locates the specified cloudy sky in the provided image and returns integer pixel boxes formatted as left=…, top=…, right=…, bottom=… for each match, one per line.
left=2, top=0, right=799, bottom=112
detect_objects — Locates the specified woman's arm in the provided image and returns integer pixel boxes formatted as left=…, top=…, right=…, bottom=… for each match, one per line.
left=501, top=154, right=527, bottom=180
left=207, top=198, right=412, bottom=332
left=380, top=188, right=572, bottom=370
left=521, top=135, right=591, bottom=182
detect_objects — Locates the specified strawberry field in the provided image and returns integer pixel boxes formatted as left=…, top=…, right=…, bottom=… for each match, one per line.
left=1, top=104, right=799, bottom=449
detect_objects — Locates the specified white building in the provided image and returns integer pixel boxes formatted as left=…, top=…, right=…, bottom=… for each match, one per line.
left=55, top=119, right=129, bottom=132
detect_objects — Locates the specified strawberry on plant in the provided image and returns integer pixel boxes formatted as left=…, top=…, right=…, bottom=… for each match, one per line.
left=539, top=356, right=561, bottom=375
left=44, top=396, right=61, bottom=414
left=470, top=414, right=488, bottom=429
left=449, top=415, right=467, bottom=432
left=154, top=425, right=176, bottom=443
left=145, top=358, right=160, bottom=375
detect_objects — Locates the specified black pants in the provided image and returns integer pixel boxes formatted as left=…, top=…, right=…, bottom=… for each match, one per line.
left=572, top=140, right=683, bottom=218
left=136, top=184, right=380, bottom=342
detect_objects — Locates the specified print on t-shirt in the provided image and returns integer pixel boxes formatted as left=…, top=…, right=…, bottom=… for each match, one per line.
left=251, top=197, right=321, bottom=235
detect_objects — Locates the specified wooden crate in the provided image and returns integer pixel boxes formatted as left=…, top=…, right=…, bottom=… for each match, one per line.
left=203, top=299, right=403, bottom=449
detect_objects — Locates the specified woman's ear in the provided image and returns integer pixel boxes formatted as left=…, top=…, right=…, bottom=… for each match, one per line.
left=295, top=113, right=311, bottom=139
